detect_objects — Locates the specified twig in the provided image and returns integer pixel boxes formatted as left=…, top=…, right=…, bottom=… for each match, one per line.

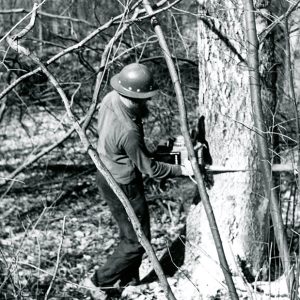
left=18, top=261, right=116, bottom=290
left=166, top=243, right=202, bottom=294
left=0, top=248, right=17, bottom=296
left=142, top=0, right=239, bottom=299
left=36, top=235, right=41, bottom=299
left=14, top=3, right=38, bottom=39
left=0, top=5, right=147, bottom=188
left=0, top=1, right=46, bottom=45
left=141, top=54, right=198, bottom=66
left=44, top=216, right=66, bottom=300
left=259, top=0, right=300, bottom=43
left=39, top=10, right=94, bottom=27
left=0, top=0, right=178, bottom=104
left=132, top=0, right=182, bottom=22
left=0, top=96, right=7, bottom=123
left=0, top=8, right=95, bottom=27
left=0, top=225, right=30, bottom=294
left=83, top=8, right=140, bottom=131
left=0, top=115, right=87, bottom=190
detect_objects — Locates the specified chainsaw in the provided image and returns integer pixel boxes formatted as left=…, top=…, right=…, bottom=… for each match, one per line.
left=153, top=116, right=295, bottom=175
left=153, top=116, right=212, bottom=167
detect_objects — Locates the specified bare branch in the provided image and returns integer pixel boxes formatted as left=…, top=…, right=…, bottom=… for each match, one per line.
left=0, top=8, right=95, bottom=27
left=0, top=115, right=87, bottom=189
left=0, top=0, right=176, bottom=103
left=15, top=3, right=38, bottom=39
left=6, top=6, right=175, bottom=300
left=0, top=97, right=7, bottom=123
left=134, top=0, right=182, bottom=21
left=259, top=0, right=300, bottom=43
left=0, top=0, right=46, bottom=45
left=242, top=0, right=294, bottom=293
left=142, top=0, right=239, bottom=299
left=83, top=8, right=140, bottom=131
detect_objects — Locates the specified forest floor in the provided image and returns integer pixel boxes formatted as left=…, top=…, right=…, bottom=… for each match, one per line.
left=0, top=108, right=199, bottom=299
left=0, top=165, right=196, bottom=299
left=1, top=168, right=298, bottom=300
left=1, top=110, right=299, bottom=300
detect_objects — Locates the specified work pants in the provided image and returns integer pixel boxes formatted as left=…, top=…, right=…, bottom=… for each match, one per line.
left=92, top=172, right=151, bottom=288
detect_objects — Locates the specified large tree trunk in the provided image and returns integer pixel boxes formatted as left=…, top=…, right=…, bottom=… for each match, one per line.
left=177, top=1, right=280, bottom=298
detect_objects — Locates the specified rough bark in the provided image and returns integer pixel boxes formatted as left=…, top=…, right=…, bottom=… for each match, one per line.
left=177, top=1, right=279, bottom=298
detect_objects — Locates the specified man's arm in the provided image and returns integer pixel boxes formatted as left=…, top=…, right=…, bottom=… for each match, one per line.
left=122, top=129, right=184, bottom=178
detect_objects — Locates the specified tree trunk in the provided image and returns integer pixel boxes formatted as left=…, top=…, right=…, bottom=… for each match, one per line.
left=177, top=1, right=280, bottom=298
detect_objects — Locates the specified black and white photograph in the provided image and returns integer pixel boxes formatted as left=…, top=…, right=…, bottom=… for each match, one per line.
left=0, top=0, right=300, bottom=299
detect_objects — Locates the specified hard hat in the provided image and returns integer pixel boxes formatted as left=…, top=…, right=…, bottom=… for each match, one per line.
left=110, top=63, right=159, bottom=99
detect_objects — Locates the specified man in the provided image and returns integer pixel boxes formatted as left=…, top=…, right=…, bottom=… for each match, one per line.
left=82, top=63, right=192, bottom=299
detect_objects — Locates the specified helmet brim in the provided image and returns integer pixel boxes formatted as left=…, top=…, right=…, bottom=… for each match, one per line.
left=110, top=74, right=159, bottom=99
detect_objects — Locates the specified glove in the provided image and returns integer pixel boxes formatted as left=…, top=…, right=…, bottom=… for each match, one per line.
left=181, top=160, right=194, bottom=177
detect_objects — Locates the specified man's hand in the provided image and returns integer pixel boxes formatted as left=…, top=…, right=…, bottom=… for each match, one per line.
left=181, top=160, right=194, bottom=177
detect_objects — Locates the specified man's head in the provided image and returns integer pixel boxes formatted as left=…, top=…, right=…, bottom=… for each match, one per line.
left=111, top=63, right=159, bottom=119
left=110, top=63, right=159, bottom=99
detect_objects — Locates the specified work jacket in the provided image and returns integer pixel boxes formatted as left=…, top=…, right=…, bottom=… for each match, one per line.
left=97, top=90, right=182, bottom=184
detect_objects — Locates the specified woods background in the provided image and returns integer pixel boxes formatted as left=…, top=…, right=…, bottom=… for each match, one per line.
left=0, top=0, right=300, bottom=299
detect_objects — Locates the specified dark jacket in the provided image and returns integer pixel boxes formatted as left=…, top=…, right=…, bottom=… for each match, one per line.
left=97, top=90, right=182, bottom=184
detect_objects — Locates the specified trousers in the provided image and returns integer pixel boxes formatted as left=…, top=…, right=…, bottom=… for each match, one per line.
left=92, top=172, right=151, bottom=288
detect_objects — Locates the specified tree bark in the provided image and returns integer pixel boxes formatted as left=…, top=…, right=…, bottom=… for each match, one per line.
left=178, top=1, right=275, bottom=298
